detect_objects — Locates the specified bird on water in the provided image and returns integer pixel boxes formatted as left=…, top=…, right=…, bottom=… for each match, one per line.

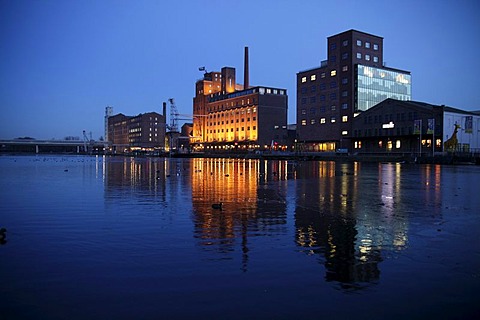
left=212, top=203, right=223, bottom=210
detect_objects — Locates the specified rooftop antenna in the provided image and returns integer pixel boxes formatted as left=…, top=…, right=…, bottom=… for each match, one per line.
left=198, top=66, right=208, bottom=74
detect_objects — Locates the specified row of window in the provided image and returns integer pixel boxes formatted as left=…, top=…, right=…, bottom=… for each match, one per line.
left=301, top=104, right=349, bottom=114
left=301, top=67, right=348, bottom=83
left=209, top=126, right=257, bottom=133
left=330, top=39, right=379, bottom=50
left=300, top=91, right=349, bottom=104
left=300, top=115, right=349, bottom=125
left=300, top=78, right=349, bottom=94
left=356, top=52, right=379, bottom=62
left=208, top=101, right=257, bottom=112
left=363, top=112, right=418, bottom=124
left=208, top=107, right=257, bottom=118
left=208, top=117, right=257, bottom=126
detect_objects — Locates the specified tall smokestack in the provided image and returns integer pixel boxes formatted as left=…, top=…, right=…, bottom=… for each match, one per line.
left=162, top=102, right=167, bottom=123
left=244, top=46, right=249, bottom=90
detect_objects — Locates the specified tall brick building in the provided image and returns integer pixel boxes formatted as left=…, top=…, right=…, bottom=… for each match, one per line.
left=192, top=47, right=288, bottom=152
left=297, top=30, right=411, bottom=152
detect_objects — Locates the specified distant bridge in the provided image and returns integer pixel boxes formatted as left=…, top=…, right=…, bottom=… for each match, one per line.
left=0, top=139, right=107, bottom=154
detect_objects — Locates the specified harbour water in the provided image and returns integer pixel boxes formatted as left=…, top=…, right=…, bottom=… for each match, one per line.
left=1, top=155, right=479, bottom=319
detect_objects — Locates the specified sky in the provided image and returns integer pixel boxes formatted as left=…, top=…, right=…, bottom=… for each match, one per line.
left=1, top=0, right=479, bottom=140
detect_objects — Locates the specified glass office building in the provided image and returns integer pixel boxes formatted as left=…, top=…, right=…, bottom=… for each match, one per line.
left=356, top=65, right=411, bottom=111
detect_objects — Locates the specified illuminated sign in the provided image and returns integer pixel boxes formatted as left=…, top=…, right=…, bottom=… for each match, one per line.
left=382, top=121, right=395, bottom=129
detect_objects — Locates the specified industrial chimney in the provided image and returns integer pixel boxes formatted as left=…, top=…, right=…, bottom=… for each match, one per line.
left=244, top=46, right=249, bottom=90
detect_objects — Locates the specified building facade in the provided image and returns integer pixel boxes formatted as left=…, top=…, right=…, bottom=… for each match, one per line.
left=192, top=48, right=288, bottom=152
left=297, top=30, right=411, bottom=152
left=107, top=111, right=166, bottom=153
left=351, top=99, right=480, bottom=154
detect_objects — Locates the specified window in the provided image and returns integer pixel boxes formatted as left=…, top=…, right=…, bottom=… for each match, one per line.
left=301, top=119, right=306, bottom=126
left=373, top=44, right=379, bottom=50
left=342, top=78, right=348, bottom=84
left=301, top=87, right=307, bottom=94
left=301, top=98, right=307, bottom=105
left=330, top=81, right=337, bottom=88
left=342, top=115, right=348, bottom=122
left=321, top=72, right=326, bottom=78
left=320, top=118, right=326, bottom=124
left=311, top=74, right=316, bottom=81
left=320, top=95, right=325, bottom=101
left=365, top=42, right=370, bottom=49
left=342, top=40, right=348, bottom=46
left=310, top=107, right=316, bottom=115
left=342, top=53, right=348, bottom=60
left=330, top=55, right=336, bottom=62
left=330, top=70, right=337, bottom=76
left=342, top=91, right=348, bottom=97
left=320, top=83, right=326, bottom=90
left=356, top=40, right=362, bottom=46
left=331, top=116, right=336, bottom=123
left=310, top=96, right=316, bottom=103
left=301, top=77, right=307, bottom=83
left=342, top=131, right=348, bottom=135
left=311, top=85, right=316, bottom=92
left=365, top=54, right=370, bottom=61
left=330, top=43, right=337, bottom=50
left=342, top=65, right=348, bottom=72
left=331, top=105, right=336, bottom=111
left=330, top=93, right=337, bottom=100
left=301, top=109, right=306, bottom=115
left=373, top=56, right=378, bottom=63
left=310, top=119, right=316, bottom=125
left=396, top=140, right=401, bottom=149
left=341, top=103, right=348, bottom=109
left=356, top=52, right=362, bottom=59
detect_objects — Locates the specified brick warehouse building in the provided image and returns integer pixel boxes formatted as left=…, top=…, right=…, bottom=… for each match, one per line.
left=191, top=47, right=288, bottom=152
left=106, top=106, right=167, bottom=153
left=297, top=30, right=411, bottom=152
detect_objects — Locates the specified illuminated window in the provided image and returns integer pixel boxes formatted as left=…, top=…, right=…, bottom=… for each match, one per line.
left=301, top=119, right=307, bottom=126
left=342, top=131, right=348, bottom=135
left=357, top=40, right=362, bottom=46
left=266, top=88, right=271, bottom=94
left=354, top=141, right=362, bottom=149
left=378, top=141, right=383, bottom=148
left=320, top=118, right=326, bottom=124
left=301, top=109, right=306, bottom=115
left=356, top=52, right=362, bottom=59
left=373, top=56, right=378, bottom=63
left=331, top=116, right=336, bottom=123
left=342, top=65, right=348, bottom=72
left=396, top=140, right=401, bottom=148
left=330, top=70, right=337, bottom=77
left=301, top=77, right=307, bottom=83
left=373, top=44, right=378, bottom=50
left=365, top=54, right=370, bottom=61
left=310, top=119, right=315, bottom=125
left=311, top=74, right=316, bottom=81
left=365, top=42, right=370, bottom=49
left=342, top=115, right=348, bottom=122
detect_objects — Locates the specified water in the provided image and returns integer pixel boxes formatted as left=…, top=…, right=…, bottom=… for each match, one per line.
left=1, top=155, right=479, bottom=319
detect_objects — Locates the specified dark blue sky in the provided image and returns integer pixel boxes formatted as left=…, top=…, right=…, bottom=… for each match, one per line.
left=1, top=0, right=479, bottom=140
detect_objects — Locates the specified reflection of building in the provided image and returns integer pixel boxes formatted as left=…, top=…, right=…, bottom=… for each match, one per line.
left=190, top=158, right=288, bottom=271
left=296, top=30, right=411, bottom=152
left=294, top=161, right=382, bottom=287
left=351, top=99, right=480, bottom=154
left=192, top=47, right=288, bottom=152
left=106, top=106, right=167, bottom=153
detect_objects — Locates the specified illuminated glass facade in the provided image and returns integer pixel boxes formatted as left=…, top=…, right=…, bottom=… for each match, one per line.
left=356, top=65, right=411, bottom=111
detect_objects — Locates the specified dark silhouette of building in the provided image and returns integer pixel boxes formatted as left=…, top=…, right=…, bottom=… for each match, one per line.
left=351, top=98, right=480, bottom=154
left=192, top=47, right=288, bottom=152
left=297, top=30, right=411, bottom=152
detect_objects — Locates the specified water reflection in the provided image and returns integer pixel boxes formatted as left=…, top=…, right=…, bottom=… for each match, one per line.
left=101, top=157, right=453, bottom=289
left=190, top=158, right=288, bottom=272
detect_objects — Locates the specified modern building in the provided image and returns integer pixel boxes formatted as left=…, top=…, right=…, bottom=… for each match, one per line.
left=351, top=99, right=480, bottom=154
left=106, top=107, right=167, bottom=153
left=297, top=30, right=411, bottom=152
left=192, top=47, right=288, bottom=152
